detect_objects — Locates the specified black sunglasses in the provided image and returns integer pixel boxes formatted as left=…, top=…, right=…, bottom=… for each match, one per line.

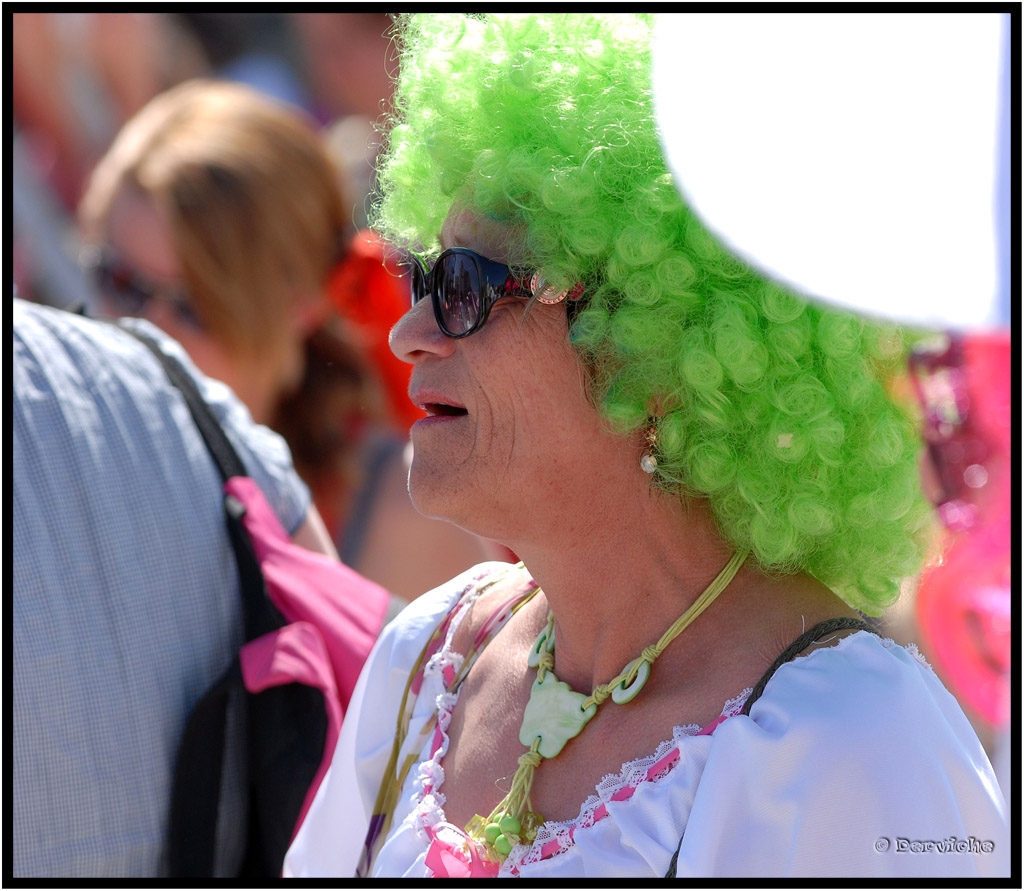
left=81, top=246, right=203, bottom=330
left=407, top=247, right=579, bottom=339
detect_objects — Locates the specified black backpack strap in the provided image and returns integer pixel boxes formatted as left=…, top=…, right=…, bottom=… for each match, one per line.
left=664, top=616, right=877, bottom=878
left=125, top=325, right=247, bottom=482
left=121, top=323, right=283, bottom=641
left=741, top=616, right=877, bottom=716
left=120, top=324, right=292, bottom=877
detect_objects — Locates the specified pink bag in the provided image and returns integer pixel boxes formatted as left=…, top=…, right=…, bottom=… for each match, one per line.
left=231, top=475, right=389, bottom=836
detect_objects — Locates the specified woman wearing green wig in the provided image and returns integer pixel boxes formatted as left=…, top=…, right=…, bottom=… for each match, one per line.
left=285, top=13, right=1007, bottom=879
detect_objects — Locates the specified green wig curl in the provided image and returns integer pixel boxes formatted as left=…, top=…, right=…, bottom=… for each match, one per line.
left=373, top=13, right=934, bottom=613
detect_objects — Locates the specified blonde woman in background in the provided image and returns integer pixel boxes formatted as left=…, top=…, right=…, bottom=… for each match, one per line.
left=77, top=78, right=495, bottom=600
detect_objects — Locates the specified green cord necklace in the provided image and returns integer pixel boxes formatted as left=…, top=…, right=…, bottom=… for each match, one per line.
left=465, top=550, right=748, bottom=861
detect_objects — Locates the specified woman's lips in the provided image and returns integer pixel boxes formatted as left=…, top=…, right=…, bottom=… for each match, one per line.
left=422, top=402, right=468, bottom=417
left=410, top=390, right=468, bottom=418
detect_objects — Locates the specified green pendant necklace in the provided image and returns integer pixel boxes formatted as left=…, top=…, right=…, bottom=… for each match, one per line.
left=465, top=550, right=748, bottom=861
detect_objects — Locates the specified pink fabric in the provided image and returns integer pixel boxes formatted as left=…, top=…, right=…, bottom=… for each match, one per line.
left=226, top=476, right=390, bottom=710
left=424, top=827, right=500, bottom=878
left=646, top=750, right=680, bottom=778
left=226, top=476, right=391, bottom=843
left=474, top=591, right=535, bottom=649
left=915, top=332, right=1011, bottom=727
left=698, top=714, right=729, bottom=736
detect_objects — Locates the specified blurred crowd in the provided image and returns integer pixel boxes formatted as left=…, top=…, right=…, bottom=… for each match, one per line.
left=12, top=11, right=502, bottom=600
left=13, top=12, right=392, bottom=236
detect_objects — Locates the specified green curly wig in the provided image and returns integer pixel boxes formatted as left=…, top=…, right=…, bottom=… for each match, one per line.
left=372, top=12, right=935, bottom=613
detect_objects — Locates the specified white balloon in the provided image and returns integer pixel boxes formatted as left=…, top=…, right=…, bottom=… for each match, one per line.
left=652, top=12, right=1008, bottom=330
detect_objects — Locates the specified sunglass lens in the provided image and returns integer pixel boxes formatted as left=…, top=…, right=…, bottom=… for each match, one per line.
left=96, top=262, right=148, bottom=315
left=436, top=252, right=482, bottom=336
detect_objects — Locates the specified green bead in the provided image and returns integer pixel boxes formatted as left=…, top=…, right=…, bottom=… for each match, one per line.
left=499, top=815, right=521, bottom=837
left=484, top=822, right=502, bottom=844
left=494, top=834, right=513, bottom=856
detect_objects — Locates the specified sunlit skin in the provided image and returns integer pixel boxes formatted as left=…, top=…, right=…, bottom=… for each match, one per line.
left=390, top=210, right=634, bottom=551
left=388, top=208, right=856, bottom=831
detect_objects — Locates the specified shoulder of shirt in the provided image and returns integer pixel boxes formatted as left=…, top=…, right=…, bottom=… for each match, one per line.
left=743, top=631, right=957, bottom=744
left=16, top=300, right=195, bottom=381
left=374, top=561, right=528, bottom=660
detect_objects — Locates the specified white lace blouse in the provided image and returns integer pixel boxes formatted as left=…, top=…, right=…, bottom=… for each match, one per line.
left=285, top=563, right=1009, bottom=879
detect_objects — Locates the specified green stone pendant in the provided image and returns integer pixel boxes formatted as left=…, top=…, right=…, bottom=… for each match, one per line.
left=470, top=554, right=747, bottom=863
left=519, top=672, right=598, bottom=758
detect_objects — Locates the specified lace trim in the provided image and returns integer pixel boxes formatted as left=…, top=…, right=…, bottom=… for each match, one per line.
left=415, top=593, right=488, bottom=815
left=874, top=634, right=933, bottom=671
left=422, top=580, right=486, bottom=689
left=413, top=573, right=532, bottom=833
left=901, top=640, right=933, bottom=670
left=719, top=687, right=754, bottom=720
left=505, top=631, right=894, bottom=871
left=504, top=692, right=752, bottom=874
left=412, top=612, right=898, bottom=873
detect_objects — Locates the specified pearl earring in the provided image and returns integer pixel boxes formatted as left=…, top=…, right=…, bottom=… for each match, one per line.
left=640, top=423, right=658, bottom=474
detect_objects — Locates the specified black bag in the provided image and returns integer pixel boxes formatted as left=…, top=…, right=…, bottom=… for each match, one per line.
left=130, top=328, right=389, bottom=877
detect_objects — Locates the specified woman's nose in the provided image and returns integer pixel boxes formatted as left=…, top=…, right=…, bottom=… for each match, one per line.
left=389, top=297, right=457, bottom=364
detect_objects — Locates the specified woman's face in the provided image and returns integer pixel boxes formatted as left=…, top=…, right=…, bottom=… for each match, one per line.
left=91, top=187, right=273, bottom=421
left=389, top=209, right=633, bottom=545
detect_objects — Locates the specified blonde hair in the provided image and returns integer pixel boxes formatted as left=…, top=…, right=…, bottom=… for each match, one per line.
left=79, top=78, right=347, bottom=368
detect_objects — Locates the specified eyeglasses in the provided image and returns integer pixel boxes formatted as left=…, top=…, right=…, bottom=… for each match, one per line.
left=407, top=247, right=579, bottom=339
left=80, top=246, right=203, bottom=330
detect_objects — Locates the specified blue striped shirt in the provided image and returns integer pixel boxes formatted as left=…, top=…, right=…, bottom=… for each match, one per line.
left=13, top=299, right=309, bottom=877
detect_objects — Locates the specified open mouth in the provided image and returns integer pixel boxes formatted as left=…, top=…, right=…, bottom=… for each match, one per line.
left=423, top=402, right=468, bottom=417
